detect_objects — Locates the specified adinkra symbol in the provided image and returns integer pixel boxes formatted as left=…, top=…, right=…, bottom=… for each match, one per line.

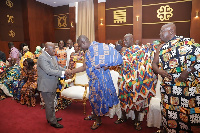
left=6, top=0, right=13, bottom=8
left=157, top=5, right=173, bottom=21
left=113, top=9, right=126, bottom=23
left=7, top=15, right=14, bottom=23
left=9, top=30, right=15, bottom=38
left=58, top=15, right=67, bottom=27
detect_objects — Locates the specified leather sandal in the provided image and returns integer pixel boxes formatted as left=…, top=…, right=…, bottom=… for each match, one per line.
left=91, top=122, right=102, bottom=130
left=84, top=115, right=96, bottom=120
left=134, top=122, right=142, bottom=130
left=115, top=118, right=127, bottom=124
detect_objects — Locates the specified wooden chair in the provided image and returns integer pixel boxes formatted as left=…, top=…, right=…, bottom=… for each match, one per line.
left=60, top=62, right=89, bottom=114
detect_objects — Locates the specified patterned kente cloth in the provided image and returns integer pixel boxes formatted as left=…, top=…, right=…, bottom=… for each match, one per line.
left=159, top=36, right=200, bottom=133
left=55, top=47, right=67, bottom=68
left=2, top=65, right=21, bottom=96
left=20, top=67, right=37, bottom=107
left=69, top=51, right=84, bottom=70
left=85, top=41, right=123, bottom=116
left=119, top=45, right=157, bottom=113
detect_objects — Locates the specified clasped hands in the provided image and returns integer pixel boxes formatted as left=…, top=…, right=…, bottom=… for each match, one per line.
left=65, top=69, right=73, bottom=75
left=160, top=69, right=189, bottom=82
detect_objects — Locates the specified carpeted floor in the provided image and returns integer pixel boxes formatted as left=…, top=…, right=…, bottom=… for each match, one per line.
left=0, top=97, right=159, bottom=133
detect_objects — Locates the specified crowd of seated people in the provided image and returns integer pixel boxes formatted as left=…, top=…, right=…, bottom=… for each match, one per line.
left=0, top=40, right=83, bottom=110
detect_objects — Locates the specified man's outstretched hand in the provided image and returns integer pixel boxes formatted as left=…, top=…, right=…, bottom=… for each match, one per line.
left=65, top=69, right=72, bottom=75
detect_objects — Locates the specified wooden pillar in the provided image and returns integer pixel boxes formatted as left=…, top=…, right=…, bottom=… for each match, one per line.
left=98, top=2, right=105, bottom=43
left=94, top=0, right=99, bottom=42
left=190, top=0, right=200, bottom=43
left=69, top=7, right=76, bottom=42
left=133, top=0, right=142, bottom=44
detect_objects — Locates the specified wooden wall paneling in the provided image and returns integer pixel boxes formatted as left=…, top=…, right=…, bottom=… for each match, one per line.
left=105, top=0, right=133, bottom=43
left=69, top=7, right=76, bottom=42
left=133, top=0, right=142, bottom=44
left=27, top=0, right=55, bottom=52
left=21, top=0, right=30, bottom=46
left=94, top=0, right=99, bottom=42
left=98, top=2, right=106, bottom=43
left=190, top=0, right=200, bottom=43
left=53, top=5, right=70, bottom=43
left=0, top=0, right=25, bottom=58
left=142, top=0, right=191, bottom=41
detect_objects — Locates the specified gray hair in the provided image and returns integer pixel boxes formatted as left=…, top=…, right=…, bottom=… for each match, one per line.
left=124, top=33, right=133, bottom=38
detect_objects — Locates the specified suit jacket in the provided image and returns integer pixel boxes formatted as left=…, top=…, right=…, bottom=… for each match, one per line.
left=37, top=51, right=65, bottom=92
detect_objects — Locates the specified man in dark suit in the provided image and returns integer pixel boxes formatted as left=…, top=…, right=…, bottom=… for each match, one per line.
left=37, top=42, right=66, bottom=128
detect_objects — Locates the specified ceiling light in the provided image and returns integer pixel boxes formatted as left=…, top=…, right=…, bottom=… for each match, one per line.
left=54, top=2, right=56, bottom=3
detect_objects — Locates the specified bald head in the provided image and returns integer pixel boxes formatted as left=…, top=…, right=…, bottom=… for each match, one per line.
left=77, top=35, right=90, bottom=51
left=67, top=39, right=73, bottom=49
left=124, top=33, right=134, bottom=47
left=45, top=42, right=55, bottom=56
left=160, top=23, right=176, bottom=42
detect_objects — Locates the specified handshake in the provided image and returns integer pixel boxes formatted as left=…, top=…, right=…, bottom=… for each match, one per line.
left=65, top=69, right=73, bottom=75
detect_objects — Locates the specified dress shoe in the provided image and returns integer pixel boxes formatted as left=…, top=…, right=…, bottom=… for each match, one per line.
left=47, top=118, right=62, bottom=123
left=50, top=123, right=63, bottom=128
left=56, top=118, right=62, bottom=122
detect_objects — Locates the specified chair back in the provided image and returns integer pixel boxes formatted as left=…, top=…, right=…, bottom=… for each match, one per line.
left=74, top=62, right=89, bottom=85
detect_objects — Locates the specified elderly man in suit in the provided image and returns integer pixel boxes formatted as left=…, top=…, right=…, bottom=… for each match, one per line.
left=37, top=42, right=67, bottom=128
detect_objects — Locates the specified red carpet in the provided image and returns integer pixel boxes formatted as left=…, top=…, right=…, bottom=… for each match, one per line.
left=0, top=97, right=158, bottom=133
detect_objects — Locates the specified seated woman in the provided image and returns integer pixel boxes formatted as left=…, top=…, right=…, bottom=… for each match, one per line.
left=0, top=60, right=7, bottom=100
left=0, top=58, right=21, bottom=100
left=20, top=46, right=35, bottom=68
left=13, top=59, right=28, bottom=101
left=20, top=58, right=37, bottom=107
left=68, top=43, right=84, bottom=70
left=34, top=46, right=42, bottom=59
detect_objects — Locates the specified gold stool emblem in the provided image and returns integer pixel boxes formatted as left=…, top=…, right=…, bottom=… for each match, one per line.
left=57, top=15, right=67, bottom=27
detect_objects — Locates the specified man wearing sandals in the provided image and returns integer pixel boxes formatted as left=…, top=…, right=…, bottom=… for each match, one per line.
left=153, top=23, right=200, bottom=133
left=66, top=35, right=123, bottom=130
left=115, top=34, right=157, bottom=130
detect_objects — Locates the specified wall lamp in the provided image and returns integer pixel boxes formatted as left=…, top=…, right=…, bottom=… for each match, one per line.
left=100, top=19, right=103, bottom=25
left=71, top=22, right=74, bottom=27
left=195, top=11, right=199, bottom=18
left=136, top=16, right=139, bottom=21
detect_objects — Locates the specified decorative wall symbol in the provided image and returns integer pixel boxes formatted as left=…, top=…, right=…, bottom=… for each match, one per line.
left=6, top=0, right=13, bottom=8
left=113, top=9, right=126, bottom=23
left=7, top=15, right=14, bottom=23
left=57, top=15, right=67, bottom=27
left=157, top=5, right=173, bottom=21
left=9, top=30, right=15, bottom=37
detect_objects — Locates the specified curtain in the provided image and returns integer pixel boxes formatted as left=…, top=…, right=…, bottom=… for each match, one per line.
left=76, top=0, right=95, bottom=42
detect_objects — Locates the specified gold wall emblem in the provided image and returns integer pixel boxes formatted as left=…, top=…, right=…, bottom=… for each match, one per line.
left=7, top=15, right=14, bottom=23
left=57, top=15, right=67, bottom=27
left=6, top=0, right=13, bottom=8
left=113, top=9, right=126, bottom=23
left=157, top=5, right=173, bottom=21
left=9, top=30, right=15, bottom=38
